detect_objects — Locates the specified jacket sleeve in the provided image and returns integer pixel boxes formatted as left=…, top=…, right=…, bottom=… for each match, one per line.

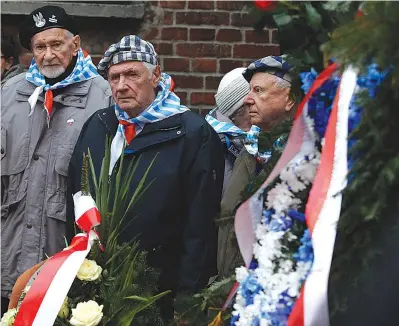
left=177, top=123, right=224, bottom=293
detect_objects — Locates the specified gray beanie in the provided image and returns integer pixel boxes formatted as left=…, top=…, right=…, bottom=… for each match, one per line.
left=215, top=68, right=250, bottom=118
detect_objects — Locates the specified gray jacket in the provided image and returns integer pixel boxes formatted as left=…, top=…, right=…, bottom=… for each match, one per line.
left=1, top=73, right=111, bottom=297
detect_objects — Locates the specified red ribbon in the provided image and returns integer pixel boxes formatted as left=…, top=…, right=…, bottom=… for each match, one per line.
left=44, top=89, right=54, bottom=118
left=288, top=75, right=342, bottom=326
left=13, top=236, right=89, bottom=325
left=76, top=207, right=102, bottom=233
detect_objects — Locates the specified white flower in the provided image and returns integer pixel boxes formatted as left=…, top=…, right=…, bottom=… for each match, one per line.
left=235, top=267, right=249, bottom=283
left=58, top=296, right=69, bottom=319
left=77, top=259, right=102, bottom=281
left=70, top=300, right=103, bottom=326
left=1, top=308, right=17, bottom=326
left=22, top=285, right=31, bottom=294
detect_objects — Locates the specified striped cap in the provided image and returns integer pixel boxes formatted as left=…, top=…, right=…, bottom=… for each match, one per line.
left=243, top=55, right=294, bottom=83
left=97, top=35, right=158, bottom=76
left=215, top=68, right=250, bottom=118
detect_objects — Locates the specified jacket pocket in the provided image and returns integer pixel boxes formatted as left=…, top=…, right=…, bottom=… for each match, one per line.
left=1, top=125, right=29, bottom=218
left=0, top=125, right=29, bottom=175
left=1, top=126, right=6, bottom=160
left=47, top=143, right=75, bottom=222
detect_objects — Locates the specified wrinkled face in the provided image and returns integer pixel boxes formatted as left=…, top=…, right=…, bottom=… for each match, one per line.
left=244, top=72, right=294, bottom=132
left=231, top=104, right=251, bottom=132
left=0, top=51, right=13, bottom=77
left=108, top=61, right=161, bottom=118
left=31, top=28, right=80, bottom=78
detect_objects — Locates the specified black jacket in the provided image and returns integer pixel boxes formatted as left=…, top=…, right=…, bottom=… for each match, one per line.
left=67, top=107, right=224, bottom=318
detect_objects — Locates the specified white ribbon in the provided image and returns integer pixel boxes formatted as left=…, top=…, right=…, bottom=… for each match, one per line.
left=28, top=85, right=44, bottom=116
left=304, top=67, right=358, bottom=326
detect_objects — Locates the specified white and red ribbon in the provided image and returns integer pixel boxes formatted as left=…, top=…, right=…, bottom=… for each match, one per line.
left=14, top=192, right=101, bottom=326
left=288, top=67, right=358, bottom=326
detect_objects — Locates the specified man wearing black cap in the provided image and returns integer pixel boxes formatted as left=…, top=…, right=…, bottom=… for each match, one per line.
left=1, top=5, right=111, bottom=313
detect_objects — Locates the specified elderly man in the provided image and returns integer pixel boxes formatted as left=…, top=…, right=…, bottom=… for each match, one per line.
left=217, top=56, right=297, bottom=279
left=206, top=67, right=251, bottom=194
left=67, top=35, right=224, bottom=320
left=1, top=36, right=27, bottom=85
left=1, top=5, right=111, bottom=313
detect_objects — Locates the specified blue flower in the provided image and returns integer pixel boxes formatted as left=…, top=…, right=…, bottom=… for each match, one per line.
left=263, top=209, right=275, bottom=224
left=300, top=68, right=318, bottom=94
left=240, top=274, right=263, bottom=305
left=293, top=229, right=314, bottom=263
left=249, top=259, right=259, bottom=270
left=230, top=314, right=240, bottom=325
left=287, top=209, right=306, bottom=222
left=357, top=63, right=389, bottom=99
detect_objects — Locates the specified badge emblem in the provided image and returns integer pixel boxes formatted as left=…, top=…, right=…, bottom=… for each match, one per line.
left=49, top=15, right=57, bottom=23
left=33, top=12, right=46, bottom=28
left=67, top=118, right=75, bottom=125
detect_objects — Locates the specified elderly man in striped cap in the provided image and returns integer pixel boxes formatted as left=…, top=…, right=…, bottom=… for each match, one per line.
left=67, top=35, right=224, bottom=321
left=216, top=56, right=297, bottom=280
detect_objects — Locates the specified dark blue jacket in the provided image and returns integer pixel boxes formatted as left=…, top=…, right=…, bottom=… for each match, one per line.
left=67, top=106, right=224, bottom=318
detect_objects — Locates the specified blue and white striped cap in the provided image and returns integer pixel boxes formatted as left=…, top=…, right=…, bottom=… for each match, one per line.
left=97, top=35, right=158, bottom=76
left=243, top=55, right=294, bottom=83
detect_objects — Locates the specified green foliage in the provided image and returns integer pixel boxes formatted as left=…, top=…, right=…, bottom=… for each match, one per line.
left=320, top=1, right=399, bottom=318
left=251, top=1, right=358, bottom=71
left=173, top=276, right=236, bottom=326
left=67, top=137, right=169, bottom=325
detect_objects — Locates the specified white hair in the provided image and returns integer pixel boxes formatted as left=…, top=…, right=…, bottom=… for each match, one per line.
left=143, top=62, right=157, bottom=80
left=64, top=30, right=74, bottom=39
left=274, top=76, right=291, bottom=89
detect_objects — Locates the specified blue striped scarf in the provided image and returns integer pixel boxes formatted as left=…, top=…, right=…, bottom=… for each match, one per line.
left=25, top=49, right=98, bottom=120
left=205, top=112, right=271, bottom=163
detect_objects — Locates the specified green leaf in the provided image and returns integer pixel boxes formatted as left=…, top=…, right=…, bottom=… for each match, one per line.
left=273, top=13, right=293, bottom=27
left=304, top=3, right=322, bottom=29
left=119, top=291, right=171, bottom=325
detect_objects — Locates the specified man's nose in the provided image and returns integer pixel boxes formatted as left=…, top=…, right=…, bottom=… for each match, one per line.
left=244, top=93, right=254, bottom=105
left=116, top=75, right=128, bottom=91
left=43, top=46, right=55, bottom=61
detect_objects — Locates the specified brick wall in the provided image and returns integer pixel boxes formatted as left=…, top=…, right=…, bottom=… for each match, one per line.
left=2, top=0, right=280, bottom=116
left=140, top=0, right=279, bottom=115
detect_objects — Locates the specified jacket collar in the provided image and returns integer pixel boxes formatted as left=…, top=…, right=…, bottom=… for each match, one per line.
left=98, top=106, right=186, bottom=153
left=16, top=77, right=93, bottom=97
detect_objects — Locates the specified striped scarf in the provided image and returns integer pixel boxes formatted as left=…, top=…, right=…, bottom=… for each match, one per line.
left=205, top=111, right=271, bottom=163
left=25, top=49, right=99, bottom=123
left=109, top=72, right=189, bottom=174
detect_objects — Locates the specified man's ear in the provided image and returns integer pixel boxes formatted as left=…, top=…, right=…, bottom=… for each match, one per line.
left=72, top=35, right=81, bottom=56
left=285, top=97, right=295, bottom=112
left=151, top=65, right=161, bottom=87
left=284, top=90, right=296, bottom=112
left=5, top=57, right=14, bottom=70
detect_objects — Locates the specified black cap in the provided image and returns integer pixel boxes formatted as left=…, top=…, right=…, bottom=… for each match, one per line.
left=19, top=5, right=78, bottom=50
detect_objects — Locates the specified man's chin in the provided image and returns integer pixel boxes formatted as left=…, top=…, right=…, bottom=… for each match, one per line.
left=40, top=66, right=65, bottom=79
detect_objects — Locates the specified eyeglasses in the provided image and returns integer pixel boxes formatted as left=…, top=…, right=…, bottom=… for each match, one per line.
left=32, top=42, right=66, bottom=54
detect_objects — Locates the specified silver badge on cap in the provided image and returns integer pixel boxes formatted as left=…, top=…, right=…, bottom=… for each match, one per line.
left=49, top=15, right=57, bottom=23
left=33, top=12, right=46, bottom=28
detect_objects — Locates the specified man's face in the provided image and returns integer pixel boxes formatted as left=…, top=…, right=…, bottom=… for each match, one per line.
left=244, top=72, right=294, bottom=132
left=231, top=104, right=251, bottom=132
left=108, top=61, right=161, bottom=118
left=31, top=28, right=80, bottom=78
left=0, top=51, right=13, bottom=77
